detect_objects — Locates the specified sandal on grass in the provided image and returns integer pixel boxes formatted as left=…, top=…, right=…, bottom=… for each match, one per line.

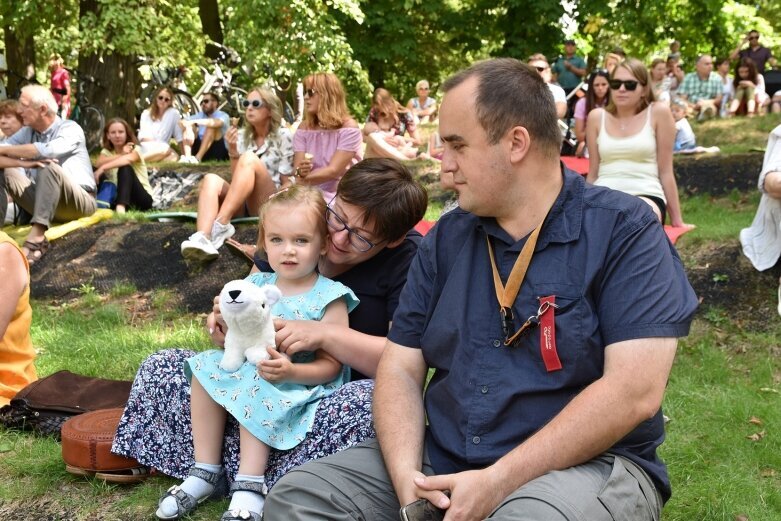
left=22, top=237, right=50, bottom=265
left=220, top=480, right=268, bottom=521
left=225, top=238, right=257, bottom=265
left=156, top=466, right=228, bottom=520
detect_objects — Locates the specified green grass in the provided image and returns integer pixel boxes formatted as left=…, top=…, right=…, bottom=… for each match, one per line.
left=679, top=190, right=759, bottom=245
left=693, top=114, right=780, bottom=154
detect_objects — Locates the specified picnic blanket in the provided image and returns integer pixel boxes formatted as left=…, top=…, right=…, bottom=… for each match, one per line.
left=149, top=170, right=204, bottom=210
left=1, top=209, right=115, bottom=246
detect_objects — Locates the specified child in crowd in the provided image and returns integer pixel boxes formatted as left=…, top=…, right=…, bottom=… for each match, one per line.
left=156, top=185, right=358, bottom=521
left=93, top=118, right=153, bottom=213
left=671, top=99, right=696, bottom=152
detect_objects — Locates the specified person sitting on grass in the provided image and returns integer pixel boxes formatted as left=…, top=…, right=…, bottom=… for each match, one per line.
left=0, top=85, right=96, bottom=265
left=574, top=69, right=610, bottom=157
left=671, top=99, right=696, bottom=152
left=157, top=185, right=358, bottom=521
left=729, top=58, right=759, bottom=117
left=406, top=80, right=437, bottom=124
left=0, top=230, right=36, bottom=407
left=180, top=87, right=293, bottom=263
left=93, top=118, right=153, bottom=214
left=363, top=88, right=422, bottom=161
left=138, top=86, right=183, bottom=163
left=0, top=99, right=23, bottom=142
left=177, top=91, right=230, bottom=164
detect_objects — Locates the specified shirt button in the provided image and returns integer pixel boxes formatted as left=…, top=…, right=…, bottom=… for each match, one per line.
left=472, top=436, right=481, bottom=444
left=481, top=385, right=488, bottom=394
left=492, top=339, right=501, bottom=348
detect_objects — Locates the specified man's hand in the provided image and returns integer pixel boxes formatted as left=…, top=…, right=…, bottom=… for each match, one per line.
left=258, top=348, right=294, bottom=382
left=414, top=469, right=506, bottom=521
left=274, top=318, right=324, bottom=358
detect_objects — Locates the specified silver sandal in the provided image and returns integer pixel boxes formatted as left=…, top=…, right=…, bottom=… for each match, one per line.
left=220, top=480, right=268, bottom=521
left=156, top=466, right=228, bottom=520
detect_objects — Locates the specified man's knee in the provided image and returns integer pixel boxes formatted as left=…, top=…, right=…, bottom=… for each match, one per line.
left=763, top=171, right=781, bottom=199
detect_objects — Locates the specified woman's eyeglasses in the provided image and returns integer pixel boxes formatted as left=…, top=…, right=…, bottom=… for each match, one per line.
left=325, top=205, right=376, bottom=253
left=242, top=99, right=263, bottom=109
left=157, top=96, right=172, bottom=102
left=304, top=88, right=317, bottom=98
left=608, top=79, right=640, bottom=91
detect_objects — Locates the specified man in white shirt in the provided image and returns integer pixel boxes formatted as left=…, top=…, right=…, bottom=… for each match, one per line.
left=528, top=54, right=567, bottom=118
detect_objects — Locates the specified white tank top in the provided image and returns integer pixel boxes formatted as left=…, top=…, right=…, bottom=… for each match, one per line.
left=594, top=105, right=665, bottom=202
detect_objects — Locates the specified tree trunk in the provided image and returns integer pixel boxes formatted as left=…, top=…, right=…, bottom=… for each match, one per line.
left=3, top=27, right=37, bottom=97
left=77, top=52, right=139, bottom=123
left=199, top=0, right=224, bottom=60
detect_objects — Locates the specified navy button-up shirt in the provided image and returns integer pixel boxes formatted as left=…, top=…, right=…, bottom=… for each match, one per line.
left=388, top=170, right=698, bottom=502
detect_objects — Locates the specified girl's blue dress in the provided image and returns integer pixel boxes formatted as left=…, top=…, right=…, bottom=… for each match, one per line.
left=186, top=272, right=358, bottom=449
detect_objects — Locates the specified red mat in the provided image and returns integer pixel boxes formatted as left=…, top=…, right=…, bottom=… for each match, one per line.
left=561, top=156, right=589, bottom=175
left=664, top=225, right=694, bottom=245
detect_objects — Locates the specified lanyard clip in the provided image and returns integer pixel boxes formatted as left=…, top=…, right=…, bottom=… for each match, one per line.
left=500, top=306, right=514, bottom=338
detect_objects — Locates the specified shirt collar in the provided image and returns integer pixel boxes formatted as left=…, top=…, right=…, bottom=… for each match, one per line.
left=35, top=116, right=62, bottom=140
left=478, top=166, right=583, bottom=250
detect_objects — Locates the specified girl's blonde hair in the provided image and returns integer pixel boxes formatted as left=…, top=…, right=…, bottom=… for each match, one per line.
left=241, top=87, right=283, bottom=151
left=149, top=86, right=174, bottom=121
left=303, top=73, right=351, bottom=130
left=256, top=185, right=328, bottom=253
left=605, top=58, right=655, bottom=115
left=372, top=88, right=408, bottom=119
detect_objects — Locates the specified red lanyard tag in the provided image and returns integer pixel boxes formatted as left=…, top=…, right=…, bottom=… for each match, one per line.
left=539, top=295, right=562, bottom=372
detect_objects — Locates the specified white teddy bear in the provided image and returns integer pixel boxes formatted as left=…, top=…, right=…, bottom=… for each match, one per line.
left=218, top=279, right=282, bottom=372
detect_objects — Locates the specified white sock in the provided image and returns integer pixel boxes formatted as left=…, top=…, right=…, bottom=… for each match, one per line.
left=157, top=462, right=222, bottom=518
left=227, top=474, right=266, bottom=515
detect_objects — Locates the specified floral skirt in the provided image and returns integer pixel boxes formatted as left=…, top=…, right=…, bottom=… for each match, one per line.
left=111, top=349, right=376, bottom=489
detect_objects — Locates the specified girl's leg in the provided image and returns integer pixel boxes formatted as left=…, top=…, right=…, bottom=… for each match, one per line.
left=157, top=377, right=228, bottom=519
left=115, top=165, right=135, bottom=209
left=225, top=426, right=271, bottom=518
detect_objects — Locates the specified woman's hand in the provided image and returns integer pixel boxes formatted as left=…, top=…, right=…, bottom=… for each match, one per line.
left=226, top=127, right=239, bottom=154
left=122, top=143, right=135, bottom=155
left=298, top=156, right=313, bottom=178
left=274, top=318, right=327, bottom=358
left=258, top=348, right=294, bottom=382
left=206, top=295, right=227, bottom=347
left=94, top=167, right=104, bottom=183
left=670, top=220, right=696, bottom=230
left=575, top=141, right=586, bottom=157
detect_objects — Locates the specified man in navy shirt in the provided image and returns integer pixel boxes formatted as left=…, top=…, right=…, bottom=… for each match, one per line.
left=265, top=58, right=698, bottom=521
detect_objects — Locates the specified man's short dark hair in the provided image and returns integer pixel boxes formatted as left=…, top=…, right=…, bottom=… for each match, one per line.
left=338, top=158, right=428, bottom=243
left=441, top=58, right=561, bottom=159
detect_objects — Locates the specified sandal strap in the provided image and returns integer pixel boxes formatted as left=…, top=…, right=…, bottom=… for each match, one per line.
left=188, top=466, right=225, bottom=487
left=160, top=485, right=199, bottom=516
left=229, top=479, right=268, bottom=497
left=221, top=508, right=262, bottom=521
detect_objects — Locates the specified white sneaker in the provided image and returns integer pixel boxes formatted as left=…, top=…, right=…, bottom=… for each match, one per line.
left=178, top=155, right=191, bottom=164
left=189, top=156, right=200, bottom=164
left=181, top=231, right=219, bottom=262
left=210, top=220, right=235, bottom=249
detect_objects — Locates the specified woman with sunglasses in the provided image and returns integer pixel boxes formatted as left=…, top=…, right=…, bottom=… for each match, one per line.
left=406, top=80, right=437, bottom=124
left=586, top=58, right=691, bottom=229
left=363, top=88, right=422, bottom=161
left=573, top=69, right=610, bottom=157
left=113, top=159, right=428, bottom=507
left=293, top=73, right=362, bottom=201
left=180, top=87, right=293, bottom=262
left=138, top=86, right=183, bottom=162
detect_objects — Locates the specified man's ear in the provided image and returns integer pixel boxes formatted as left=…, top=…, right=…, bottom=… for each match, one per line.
left=508, top=126, right=531, bottom=164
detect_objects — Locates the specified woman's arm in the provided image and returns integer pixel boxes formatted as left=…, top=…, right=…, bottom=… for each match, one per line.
left=94, top=149, right=141, bottom=179
left=654, top=103, right=689, bottom=227
left=585, top=109, right=602, bottom=184
left=0, top=243, right=28, bottom=340
left=260, top=299, right=348, bottom=385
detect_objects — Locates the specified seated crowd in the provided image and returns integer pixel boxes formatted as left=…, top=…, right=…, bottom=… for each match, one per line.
left=0, top=37, right=779, bottom=520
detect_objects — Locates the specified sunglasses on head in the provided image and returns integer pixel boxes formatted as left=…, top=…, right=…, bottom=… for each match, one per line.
left=158, top=95, right=171, bottom=102
left=242, top=99, right=263, bottom=109
left=304, top=88, right=317, bottom=98
left=608, top=79, right=640, bottom=91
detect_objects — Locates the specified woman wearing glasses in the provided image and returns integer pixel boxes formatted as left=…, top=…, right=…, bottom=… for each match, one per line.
left=137, top=86, right=183, bottom=162
left=406, top=80, right=437, bottom=124
left=586, top=58, right=691, bottom=228
left=293, top=73, right=362, bottom=201
left=113, top=159, right=428, bottom=504
left=181, top=87, right=294, bottom=262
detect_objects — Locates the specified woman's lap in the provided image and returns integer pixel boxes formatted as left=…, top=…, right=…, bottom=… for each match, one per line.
left=112, top=348, right=375, bottom=488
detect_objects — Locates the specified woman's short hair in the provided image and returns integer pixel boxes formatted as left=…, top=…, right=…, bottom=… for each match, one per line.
left=416, top=80, right=430, bottom=91
left=303, top=73, right=351, bottom=130
left=337, top=158, right=427, bottom=243
left=102, top=117, right=139, bottom=151
left=256, top=184, right=328, bottom=252
left=606, top=58, right=655, bottom=115
left=0, top=99, right=22, bottom=121
left=442, top=58, right=561, bottom=159
left=241, top=87, right=283, bottom=150
left=48, top=53, right=64, bottom=69
left=150, top=86, right=174, bottom=121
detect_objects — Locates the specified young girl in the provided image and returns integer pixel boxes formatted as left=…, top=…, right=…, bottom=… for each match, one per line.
left=156, top=185, right=358, bottom=521
left=729, top=58, right=759, bottom=117
left=93, top=118, right=154, bottom=213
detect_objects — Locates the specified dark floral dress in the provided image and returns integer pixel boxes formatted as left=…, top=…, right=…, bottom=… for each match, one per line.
left=366, top=108, right=417, bottom=137
left=111, top=349, right=375, bottom=489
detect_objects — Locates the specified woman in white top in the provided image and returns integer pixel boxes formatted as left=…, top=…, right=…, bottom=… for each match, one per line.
left=586, top=58, right=691, bottom=228
left=137, top=86, right=183, bottom=162
left=180, top=87, right=294, bottom=263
